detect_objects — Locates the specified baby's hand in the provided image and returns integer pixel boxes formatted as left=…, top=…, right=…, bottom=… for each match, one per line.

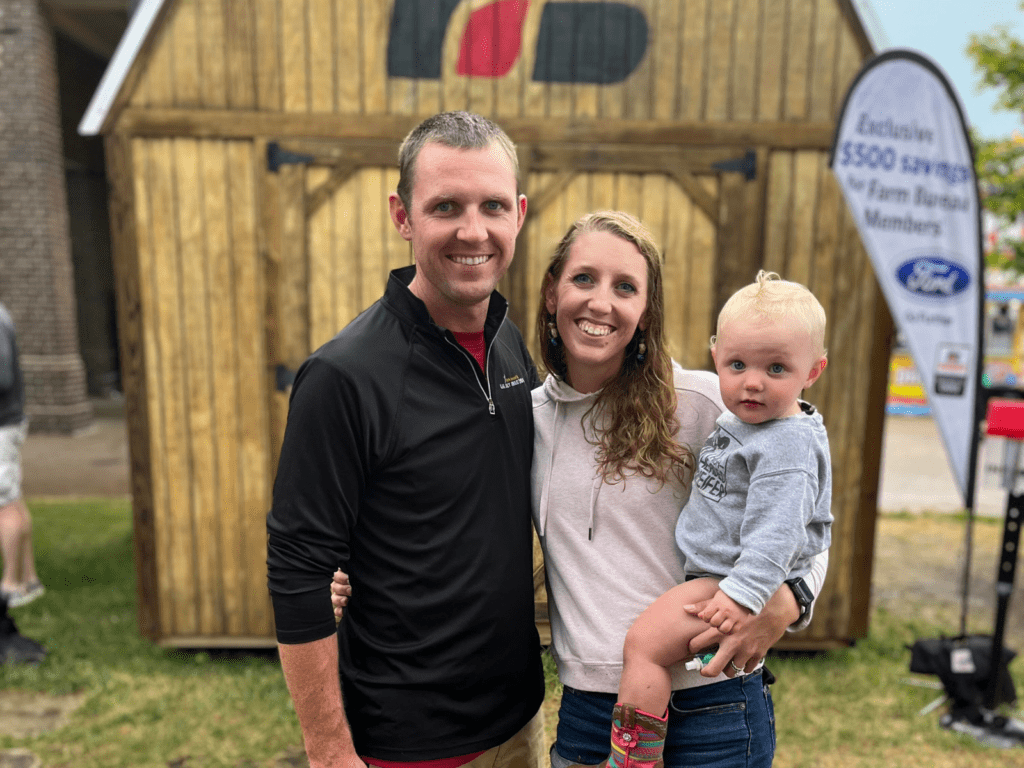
left=697, top=590, right=753, bottom=635
left=331, top=569, right=351, bottom=619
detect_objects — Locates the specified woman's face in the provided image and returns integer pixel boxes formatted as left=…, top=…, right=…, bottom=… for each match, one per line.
left=545, top=230, right=649, bottom=394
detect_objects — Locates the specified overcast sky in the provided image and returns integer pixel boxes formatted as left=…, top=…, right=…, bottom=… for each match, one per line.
left=867, top=0, right=1022, bottom=139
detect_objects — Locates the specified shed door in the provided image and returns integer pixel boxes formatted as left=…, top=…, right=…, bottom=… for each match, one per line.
left=262, top=139, right=766, bottom=389
left=258, top=139, right=408, bottom=464
left=125, top=137, right=274, bottom=645
left=259, top=138, right=767, bottom=641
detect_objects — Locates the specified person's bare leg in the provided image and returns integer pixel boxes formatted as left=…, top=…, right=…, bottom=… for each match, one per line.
left=0, top=499, right=25, bottom=591
left=619, top=578, right=720, bottom=715
left=14, top=500, right=36, bottom=585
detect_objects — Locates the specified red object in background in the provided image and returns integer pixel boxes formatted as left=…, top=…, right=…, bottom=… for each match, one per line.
left=986, top=399, right=1024, bottom=440
left=457, top=0, right=530, bottom=77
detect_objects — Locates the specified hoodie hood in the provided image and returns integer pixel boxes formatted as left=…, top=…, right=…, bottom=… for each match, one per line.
left=541, top=372, right=600, bottom=405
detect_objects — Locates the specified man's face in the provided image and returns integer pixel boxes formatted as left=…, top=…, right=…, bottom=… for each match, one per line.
left=390, top=141, right=526, bottom=327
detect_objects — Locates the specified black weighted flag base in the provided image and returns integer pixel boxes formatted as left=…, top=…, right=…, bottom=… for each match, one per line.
left=940, top=709, right=1024, bottom=749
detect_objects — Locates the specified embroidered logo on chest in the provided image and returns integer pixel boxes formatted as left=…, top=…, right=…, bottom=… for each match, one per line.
left=499, top=374, right=527, bottom=390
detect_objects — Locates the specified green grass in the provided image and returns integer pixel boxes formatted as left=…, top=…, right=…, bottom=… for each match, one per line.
left=771, top=608, right=1024, bottom=767
left=4, top=501, right=1024, bottom=767
left=1, top=499, right=303, bottom=767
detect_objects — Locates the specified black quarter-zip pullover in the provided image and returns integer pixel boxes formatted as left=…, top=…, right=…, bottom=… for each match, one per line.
left=267, top=266, right=543, bottom=760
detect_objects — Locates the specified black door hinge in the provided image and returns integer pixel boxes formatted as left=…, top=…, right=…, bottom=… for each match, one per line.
left=712, top=150, right=757, bottom=181
left=267, top=142, right=315, bottom=172
left=275, top=364, right=297, bottom=392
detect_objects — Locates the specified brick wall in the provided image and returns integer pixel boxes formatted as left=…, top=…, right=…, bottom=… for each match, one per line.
left=0, top=0, right=91, bottom=432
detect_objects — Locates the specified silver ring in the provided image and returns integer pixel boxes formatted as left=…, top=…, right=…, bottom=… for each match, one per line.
left=729, top=661, right=744, bottom=674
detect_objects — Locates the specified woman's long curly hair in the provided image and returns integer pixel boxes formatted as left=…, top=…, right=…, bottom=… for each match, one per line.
left=535, top=211, right=694, bottom=489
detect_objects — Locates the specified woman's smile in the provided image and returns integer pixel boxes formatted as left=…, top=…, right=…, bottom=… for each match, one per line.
left=577, top=319, right=614, bottom=337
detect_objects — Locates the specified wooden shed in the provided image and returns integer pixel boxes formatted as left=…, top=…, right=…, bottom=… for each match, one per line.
left=81, top=0, right=892, bottom=649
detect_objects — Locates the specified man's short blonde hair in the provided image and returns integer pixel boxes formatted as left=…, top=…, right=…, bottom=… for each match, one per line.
left=713, top=270, right=827, bottom=358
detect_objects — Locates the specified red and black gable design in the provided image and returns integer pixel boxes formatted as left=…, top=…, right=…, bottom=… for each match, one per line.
left=387, top=0, right=648, bottom=84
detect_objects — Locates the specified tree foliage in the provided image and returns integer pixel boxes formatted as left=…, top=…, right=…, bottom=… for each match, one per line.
left=967, top=3, right=1024, bottom=272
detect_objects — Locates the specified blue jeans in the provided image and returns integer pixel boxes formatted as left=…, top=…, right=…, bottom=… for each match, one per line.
left=551, top=672, right=776, bottom=768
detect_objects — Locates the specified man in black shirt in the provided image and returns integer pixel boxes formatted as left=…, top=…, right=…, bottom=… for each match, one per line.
left=267, top=112, right=543, bottom=768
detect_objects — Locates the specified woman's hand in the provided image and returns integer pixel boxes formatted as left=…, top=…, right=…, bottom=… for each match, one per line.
left=683, top=584, right=800, bottom=678
left=331, top=569, right=351, bottom=619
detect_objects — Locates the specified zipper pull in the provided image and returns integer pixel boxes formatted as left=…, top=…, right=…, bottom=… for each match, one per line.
left=488, top=398, right=495, bottom=416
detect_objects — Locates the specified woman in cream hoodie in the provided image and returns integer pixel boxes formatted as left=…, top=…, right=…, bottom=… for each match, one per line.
left=533, top=211, right=827, bottom=768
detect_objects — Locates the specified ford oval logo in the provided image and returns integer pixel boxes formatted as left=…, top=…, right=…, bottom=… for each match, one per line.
left=895, top=257, right=971, bottom=298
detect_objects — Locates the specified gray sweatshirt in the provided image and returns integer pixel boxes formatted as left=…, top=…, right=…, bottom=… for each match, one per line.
left=532, top=364, right=829, bottom=693
left=676, top=405, right=833, bottom=614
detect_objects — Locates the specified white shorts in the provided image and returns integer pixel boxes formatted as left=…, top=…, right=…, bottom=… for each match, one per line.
left=0, top=420, right=28, bottom=507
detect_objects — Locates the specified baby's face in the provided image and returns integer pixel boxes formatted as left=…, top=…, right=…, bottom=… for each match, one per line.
left=712, top=316, right=826, bottom=425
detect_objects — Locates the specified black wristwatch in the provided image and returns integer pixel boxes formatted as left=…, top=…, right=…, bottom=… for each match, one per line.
left=785, top=577, right=814, bottom=618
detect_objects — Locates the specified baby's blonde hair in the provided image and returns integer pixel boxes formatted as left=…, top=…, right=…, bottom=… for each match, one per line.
left=712, top=271, right=827, bottom=358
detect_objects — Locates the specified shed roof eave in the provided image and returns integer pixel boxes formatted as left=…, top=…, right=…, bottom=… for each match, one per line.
left=82, top=0, right=891, bottom=138
left=78, top=0, right=169, bottom=137
left=848, top=0, right=890, bottom=53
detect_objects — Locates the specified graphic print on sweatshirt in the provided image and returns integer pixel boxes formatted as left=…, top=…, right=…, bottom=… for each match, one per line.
left=693, top=427, right=736, bottom=503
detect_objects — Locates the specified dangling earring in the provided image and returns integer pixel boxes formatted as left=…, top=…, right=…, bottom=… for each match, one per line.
left=636, top=335, right=646, bottom=363
left=547, top=317, right=560, bottom=347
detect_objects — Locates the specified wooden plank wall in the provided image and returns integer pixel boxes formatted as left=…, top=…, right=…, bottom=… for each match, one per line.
left=115, top=0, right=885, bottom=645
left=306, top=166, right=412, bottom=350
left=130, top=0, right=868, bottom=125
left=105, top=135, right=161, bottom=640
left=130, top=137, right=274, bottom=643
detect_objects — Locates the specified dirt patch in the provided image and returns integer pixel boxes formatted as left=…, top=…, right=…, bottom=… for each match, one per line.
left=0, top=749, right=40, bottom=768
left=0, top=691, right=86, bottom=739
left=871, top=514, right=1024, bottom=650
left=0, top=691, right=87, bottom=768
left=21, top=411, right=130, bottom=498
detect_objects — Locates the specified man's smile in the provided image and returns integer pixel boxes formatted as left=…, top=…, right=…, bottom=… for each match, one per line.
left=448, top=254, right=492, bottom=266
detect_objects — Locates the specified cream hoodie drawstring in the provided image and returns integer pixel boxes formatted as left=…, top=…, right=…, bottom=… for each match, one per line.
left=539, top=375, right=604, bottom=542
left=587, top=474, right=601, bottom=541
left=583, top=410, right=602, bottom=541
left=537, top=400, right=561, bottom=537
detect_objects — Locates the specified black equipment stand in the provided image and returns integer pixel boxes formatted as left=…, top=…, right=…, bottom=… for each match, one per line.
left=939, top=398, right=1024, bottom=747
